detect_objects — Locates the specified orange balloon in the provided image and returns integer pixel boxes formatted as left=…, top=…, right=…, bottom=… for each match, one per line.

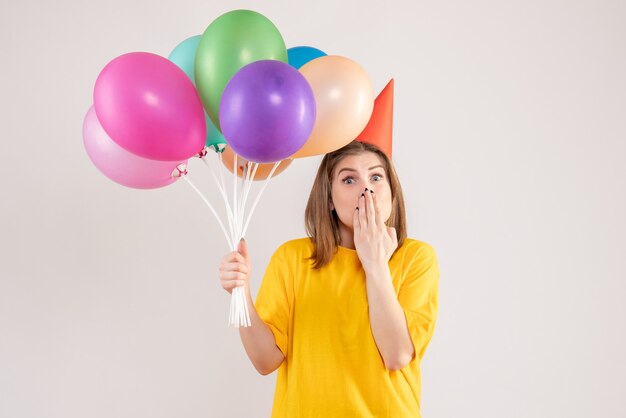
left=290, top=55, right=374, bottom=158
left=220, top=146, right=292, bottom=180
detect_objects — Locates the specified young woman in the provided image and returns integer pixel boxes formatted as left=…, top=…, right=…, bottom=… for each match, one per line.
left=219, top=140, right=440, bottom=417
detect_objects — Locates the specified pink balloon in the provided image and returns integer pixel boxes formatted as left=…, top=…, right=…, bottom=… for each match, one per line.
left=83, top=106, right=186, bottom=189
left=94, top=52, right=206, bottom=161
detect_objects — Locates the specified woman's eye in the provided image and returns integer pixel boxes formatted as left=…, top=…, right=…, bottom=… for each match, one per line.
left=372, top=174, right=384, bottom=181
left=342, top=177, right=355, bottom=184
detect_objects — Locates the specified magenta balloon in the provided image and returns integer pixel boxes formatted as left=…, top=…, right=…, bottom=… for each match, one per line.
left=219, top=60, right=315, bottom=163
left=94, top=52, right=206, bottom=161
left=83, top=106, right=185, bottom=189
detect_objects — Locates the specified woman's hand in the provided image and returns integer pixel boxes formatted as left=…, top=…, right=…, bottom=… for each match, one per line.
left=353, top=188, right=398, bottom=272
left=222, top=240, right=285, bottom=375
left=219, top=238, right=251, bottom=294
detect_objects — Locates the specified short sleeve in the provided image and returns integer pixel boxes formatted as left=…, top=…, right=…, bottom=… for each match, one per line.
left=254, top=246, right=290, bottom=357
left=398, top=242, right=440, bottom=363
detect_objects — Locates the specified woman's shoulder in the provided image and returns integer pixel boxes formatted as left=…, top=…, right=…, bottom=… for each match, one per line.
left=400, top=237, right=437, bottom=258
left=272, top=237, right=315, bottom=259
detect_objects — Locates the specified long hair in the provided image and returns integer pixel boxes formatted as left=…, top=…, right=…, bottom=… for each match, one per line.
left=304, top=141, right=407, bottom=269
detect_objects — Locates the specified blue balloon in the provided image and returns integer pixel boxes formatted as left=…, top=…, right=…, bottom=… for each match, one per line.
left=287, top=46, right=327, bottom=69
left=168, top=35, right=202, bottom=84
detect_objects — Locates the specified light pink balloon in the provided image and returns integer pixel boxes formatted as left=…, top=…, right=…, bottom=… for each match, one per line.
left=83, top=106, right=185, bottom=189
left=94, top=52, right=206, bottom=161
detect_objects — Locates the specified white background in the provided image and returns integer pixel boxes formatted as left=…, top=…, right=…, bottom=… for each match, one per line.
left=1, top=0, right=625, bottom=417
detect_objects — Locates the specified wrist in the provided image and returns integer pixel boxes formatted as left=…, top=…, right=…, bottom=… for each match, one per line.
left=363, top=262, right=389, bottom=277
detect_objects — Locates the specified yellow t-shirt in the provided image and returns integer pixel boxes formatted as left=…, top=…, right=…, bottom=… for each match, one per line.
left=254, top=237, right=439, bottom=418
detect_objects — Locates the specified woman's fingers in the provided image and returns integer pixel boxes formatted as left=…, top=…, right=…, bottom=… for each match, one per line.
left=356, top=189, right=386, bottom=237
left=353, top=201, right=361, bottom=233
left=219, top=250, right=251, bottom=294
left=364, top=189, right=378, bottom=228
left=371, top=190, right=382, bottom=227
left=220, top=277, right=247, bottom=293
left=221, top=251, right=245, bottom=265
left=221, top=271, right=248, bottom=280
left=387, top=226, right=398, bottom=248
left=358, top=192, right=367, bottom=228
left=219, top=266, right=249, bottom=293
left=220, top=261, right=248, bottom=274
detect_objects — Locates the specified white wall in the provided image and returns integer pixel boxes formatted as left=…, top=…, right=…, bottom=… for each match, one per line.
left=1, top=0, right=624, bottom=416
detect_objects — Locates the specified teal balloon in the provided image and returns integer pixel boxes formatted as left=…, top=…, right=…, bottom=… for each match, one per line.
left=287, top=46, right=327, bottom=69
left=169, top=35, right=226, bottom=150
left=168, top=35, right=202, bottom=83
left=205, top=111, right=226, bottom=152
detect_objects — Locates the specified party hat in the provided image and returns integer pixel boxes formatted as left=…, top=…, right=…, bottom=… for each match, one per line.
left=355, top=78, right=394, bottom=158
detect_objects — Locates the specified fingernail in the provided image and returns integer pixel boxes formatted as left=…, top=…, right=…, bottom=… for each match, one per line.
left=355, top=207, right=359, bottom=211
left=370, top=190, right=374, bottom=193
left=361, top=193, right=364, bottom=197
left=364, top=188, right=369, bottom=192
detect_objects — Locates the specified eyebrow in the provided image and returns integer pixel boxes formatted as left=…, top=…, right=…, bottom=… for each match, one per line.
left=337, top=165, right=385, bottom=175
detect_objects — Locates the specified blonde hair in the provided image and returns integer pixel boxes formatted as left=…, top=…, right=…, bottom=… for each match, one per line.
left=304, top=141, right=407, bottom=269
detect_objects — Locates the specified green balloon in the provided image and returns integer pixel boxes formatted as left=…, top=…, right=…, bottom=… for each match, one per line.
left=195, top=10, right=288, bottom=131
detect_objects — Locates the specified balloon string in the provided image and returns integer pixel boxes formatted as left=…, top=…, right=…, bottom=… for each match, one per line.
left=228, top=161, right=255, bottom=328
left=234, top=161, right=257, bottom=328
left=229, top=287, right=251, bottom=328
left=242, top=161, right=281, bottom=238
left=229, top=282, right=251, bottom=327
left=181, top=175, right=234, bottom=250
left=241, top=162, right=258, bottom=225
left=191, top=151, right=251, bottom=328
left=228, top=154, right=251, bottom=328
left=238, top=161, right=257, bottom=238
left=216, top=152, right=236, bottom=244
left=200, top=155, right=235, bottom=247
left=237, top=163, right=246, bottom=237
left=233, top=154, right=238, bottom=246
left=194, top=151, right=260, bottom=328
left=239, top=162, right=250, bottom=231
left=236, top=162, right=246, bottom=239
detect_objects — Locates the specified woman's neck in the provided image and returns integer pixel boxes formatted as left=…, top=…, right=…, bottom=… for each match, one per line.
left=338, top=224, right=355, bottom=249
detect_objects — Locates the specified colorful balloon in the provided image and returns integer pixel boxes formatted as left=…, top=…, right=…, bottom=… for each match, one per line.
left=94, top=52, right=206, bottom=161
left=290, top=55, right=375, bottom=158
left=220, top=147, right=292, bottom=180
left=168, top=35, right=201, bottom=83
left=287, top=46, right=327, bottom=69
left=195, top=9, right=288, bottom=131
left=83, top=106, right=185, bottom=189
left=204, top=116, right=226, bottom=152
left=219, top=60, right=316, bottom=163
left=168, top=36, right=227, bottom=151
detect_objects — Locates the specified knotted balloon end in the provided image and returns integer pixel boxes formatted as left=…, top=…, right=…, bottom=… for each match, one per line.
left=171, top=163, right=188, bottom=178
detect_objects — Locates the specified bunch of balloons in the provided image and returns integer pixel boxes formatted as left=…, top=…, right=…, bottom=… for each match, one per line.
left=83, top=9, right=376, bottom=327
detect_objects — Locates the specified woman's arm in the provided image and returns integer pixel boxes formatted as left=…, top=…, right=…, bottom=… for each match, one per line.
left=239, top=287, right=285, bottom=375
left=364, top=265, right=414, bottom=371
left=219, top=239, right=285, bottom=375
left=354, top=190, right=413, bottom=371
